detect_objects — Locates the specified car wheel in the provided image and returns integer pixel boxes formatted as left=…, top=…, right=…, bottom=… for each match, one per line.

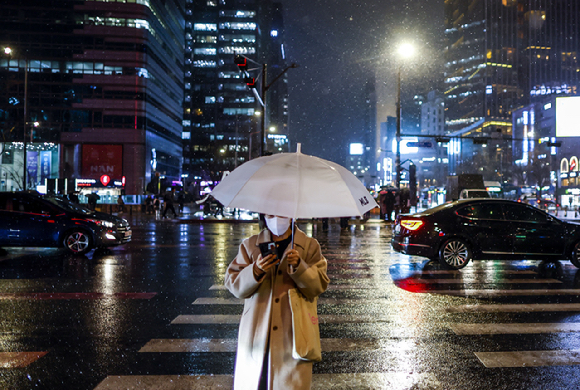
left=63, top=230, right=92, bottom=255
left=570, top=241, right=580, bottom=268
left=439, top=238, right=471, bottom=269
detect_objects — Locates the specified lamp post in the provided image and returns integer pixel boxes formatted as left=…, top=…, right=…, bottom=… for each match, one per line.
left=5, top=47, right=30, bottom=190
left=395, top=43, right=414, bottom=190
left=258, top=63, right=298, bottom=156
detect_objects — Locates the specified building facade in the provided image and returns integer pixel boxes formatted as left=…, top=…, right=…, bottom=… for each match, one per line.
left=444, top=0, right=580, bottom=185
left=0, top=0, right=185, bottom=195
left=182, top=0, right=289, bottom=194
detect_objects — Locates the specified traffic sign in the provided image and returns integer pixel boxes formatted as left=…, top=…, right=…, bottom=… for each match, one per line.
left=406, top=141, right=432, bottom=148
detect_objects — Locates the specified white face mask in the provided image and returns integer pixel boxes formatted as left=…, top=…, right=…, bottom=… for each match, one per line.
left=265, top=216, right=291, bottom=236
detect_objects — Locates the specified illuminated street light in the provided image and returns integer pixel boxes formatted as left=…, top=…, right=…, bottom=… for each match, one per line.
left=4, top=46, right=30, bottom=190
left=396, top=42, right=414, bottom=191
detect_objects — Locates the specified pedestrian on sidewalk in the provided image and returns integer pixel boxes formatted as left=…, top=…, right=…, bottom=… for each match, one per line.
left=117, top=195, right=125, bottom=213
left=224, top=215, right=329, bottom=390
left=162, top=188, right=178, bottom=218
left=153, top=196, right=161, bottom=219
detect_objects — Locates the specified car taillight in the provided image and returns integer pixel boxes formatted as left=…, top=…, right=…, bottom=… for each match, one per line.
left=400, top=220, right=424, bottom=231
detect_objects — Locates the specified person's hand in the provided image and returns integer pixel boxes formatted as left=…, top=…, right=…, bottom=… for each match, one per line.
left=253, top=253, right=278, bottom=277
left=285, top=249, right=300, bottom=267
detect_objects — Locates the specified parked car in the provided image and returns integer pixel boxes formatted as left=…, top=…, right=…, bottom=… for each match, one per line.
left=0, top=191, right=131, bottom=255
left=391, top=198, right=580, bottom=270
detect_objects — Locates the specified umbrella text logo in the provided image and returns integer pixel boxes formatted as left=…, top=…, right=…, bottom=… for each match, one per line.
left=308, top=312, right=319, bottom=325
left=359, top=196, right=370, bottom=206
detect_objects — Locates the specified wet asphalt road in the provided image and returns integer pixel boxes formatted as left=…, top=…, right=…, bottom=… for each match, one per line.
left=2, top=214, right=580, bottom=389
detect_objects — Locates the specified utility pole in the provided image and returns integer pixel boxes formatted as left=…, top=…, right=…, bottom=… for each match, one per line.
left=234, top=55, right=297, bottom=157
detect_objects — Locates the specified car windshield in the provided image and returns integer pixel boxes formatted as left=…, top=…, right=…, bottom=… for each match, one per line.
left=44, top=196, right=93, bottom=215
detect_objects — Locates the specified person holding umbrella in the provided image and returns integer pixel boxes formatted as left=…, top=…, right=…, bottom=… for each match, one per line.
left=224, top=214, right=329, bottom=390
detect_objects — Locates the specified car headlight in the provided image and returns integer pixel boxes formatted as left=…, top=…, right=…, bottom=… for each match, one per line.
left=86, top=219, right=115, bottom=228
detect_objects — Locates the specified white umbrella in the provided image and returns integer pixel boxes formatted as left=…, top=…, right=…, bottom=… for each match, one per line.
left=210, top=144, right=378, bottom=219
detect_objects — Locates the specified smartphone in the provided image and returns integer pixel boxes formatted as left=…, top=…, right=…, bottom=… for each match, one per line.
left=259, top=242, right=277, bottom=258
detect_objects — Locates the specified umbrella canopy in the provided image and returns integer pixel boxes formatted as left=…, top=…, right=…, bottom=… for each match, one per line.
left=210, top=144, right=378, bottom=219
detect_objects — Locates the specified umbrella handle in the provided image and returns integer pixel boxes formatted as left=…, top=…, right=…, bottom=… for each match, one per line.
left=291, top=218, right=295, bottom=249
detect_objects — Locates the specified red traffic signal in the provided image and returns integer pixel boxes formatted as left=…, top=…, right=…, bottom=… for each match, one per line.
left=234, top=55, right=247, bottom=71
left=245, top=77, right=257, bottom=88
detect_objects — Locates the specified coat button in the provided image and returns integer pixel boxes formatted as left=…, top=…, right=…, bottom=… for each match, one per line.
left=278, top=270, right=282, bottom=275
left=273, top=326, right=278, bottom=331
left=275, top=298, right=280, bottom=303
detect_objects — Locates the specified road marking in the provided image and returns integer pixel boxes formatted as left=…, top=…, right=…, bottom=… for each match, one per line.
left=139, top=338, right=384, bottom=353
left=171, top=314, right=389, bottom=324
left=446, top=303, right=580, bottom=313
left=0, top=352, right=48, bottom=368
left=475, top=350, right=580, bottom=367
left=0, top=292, right=157, bottom=300
left=435, top=289, right=580, bottom=297
left=408, top=278, right=561, bottom=284
left=94, top=373, right=442, bottom=389
left=450, top=323, right=580, bottom=335
left=392, top=269, right=538, bottom=275
left=192, top=297, right=384, bottom=305
left=209, top=284, right=376, bottom=291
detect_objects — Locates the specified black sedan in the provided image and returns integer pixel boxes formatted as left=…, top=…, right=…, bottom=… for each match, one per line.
left=0, top=191, right=131, bottom=255
left=391, top=198, right=580, bottom=270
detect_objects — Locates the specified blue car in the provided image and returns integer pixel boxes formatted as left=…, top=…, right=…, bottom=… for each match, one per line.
left=0, top=192, right=131, bottom=254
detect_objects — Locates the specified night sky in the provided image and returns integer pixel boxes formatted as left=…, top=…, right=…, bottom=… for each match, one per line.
left=278, top=0, right=444, bottom=164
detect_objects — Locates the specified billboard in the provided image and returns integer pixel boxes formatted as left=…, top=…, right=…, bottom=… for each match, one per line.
left=81, top=144, right=123, bottom=180
left=556, top=96, right=580, bottom=137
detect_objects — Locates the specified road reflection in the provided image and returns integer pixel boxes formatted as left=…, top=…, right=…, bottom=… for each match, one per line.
left=390, top=259, right=580, bottom=294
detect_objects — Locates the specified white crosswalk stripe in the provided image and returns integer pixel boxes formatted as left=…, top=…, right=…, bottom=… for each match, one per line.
left=139, top=338, right=389, bottom=353
left=451, top=323, right=580, bottom=335
left=193, top=297, right=390, bottom=305
left=94, top=373, right=443, bottom=390
left=446, top=303, right=580, bottom=313
left=475, top=350, right=580, bottom=368
left=171, top=314, right=393, bottom=324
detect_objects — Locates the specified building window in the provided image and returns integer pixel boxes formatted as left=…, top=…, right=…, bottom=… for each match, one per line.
left=194, top=48, right=217, bottom=55
left=194, top=23, right=217, bottom=31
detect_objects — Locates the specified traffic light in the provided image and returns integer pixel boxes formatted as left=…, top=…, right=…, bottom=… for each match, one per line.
left=409, top=164, right=417, bottom=207
left=234, top=55, right=247, bottom=71
left=245, top=77, right=257, bottom=89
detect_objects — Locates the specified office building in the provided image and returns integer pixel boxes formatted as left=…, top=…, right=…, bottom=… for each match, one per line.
left=0, top=0, right=185, bottom=195
left=444, top=0, right=580, bottom=183
left=182, top=0, right=289, bottom=191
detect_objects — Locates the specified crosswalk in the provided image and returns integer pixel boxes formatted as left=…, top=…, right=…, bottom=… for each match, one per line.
left=92, top=233, right=580, bottom=389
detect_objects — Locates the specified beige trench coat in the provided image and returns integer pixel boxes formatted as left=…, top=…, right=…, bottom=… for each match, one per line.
left=225, top=227, right=329, bottom=390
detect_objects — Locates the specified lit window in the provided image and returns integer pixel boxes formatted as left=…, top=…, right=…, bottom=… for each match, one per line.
left=194, top=23, right=217, bottom=31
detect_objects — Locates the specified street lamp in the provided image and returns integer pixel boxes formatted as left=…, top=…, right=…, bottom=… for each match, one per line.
left=395, top=43, right=414, bottom=190
left=249, top=111, right=261, bottom=160
left=258, top=63, right=298, bottom=156
left=5, top=46, right=30, bottom=190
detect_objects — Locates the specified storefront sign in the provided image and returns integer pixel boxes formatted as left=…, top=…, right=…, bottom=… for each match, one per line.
left=40, top=151, right=51, bottom=182
left=81, top=144, right=123, bottom=180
